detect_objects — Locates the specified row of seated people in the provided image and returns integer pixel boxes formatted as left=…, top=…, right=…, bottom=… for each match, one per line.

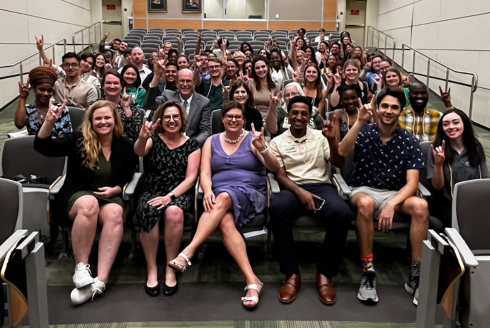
left=31, top=83, right=487, bottom=309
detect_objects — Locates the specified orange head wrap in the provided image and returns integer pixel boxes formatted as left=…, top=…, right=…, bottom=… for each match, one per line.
left=28, top=66, right=57, bottom=87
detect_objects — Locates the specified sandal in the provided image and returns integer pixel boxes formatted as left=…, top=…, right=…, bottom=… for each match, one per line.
left=168, top=253, right=192, bottom=273
left=241, top=282, right=263, bottom=309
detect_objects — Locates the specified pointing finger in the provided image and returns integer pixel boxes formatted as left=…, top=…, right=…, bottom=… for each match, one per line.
left=439, top=86, right=443, bottom=95
left=358, top=98, right=363, bottom=109
left=251, top=123, right=256, bottom=133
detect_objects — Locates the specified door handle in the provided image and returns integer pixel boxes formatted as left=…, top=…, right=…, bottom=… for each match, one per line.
left=346, top=24, right=365, bottom=27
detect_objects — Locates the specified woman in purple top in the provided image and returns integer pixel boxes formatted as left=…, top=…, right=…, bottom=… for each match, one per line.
left=168, top=101, right=280, bottom=309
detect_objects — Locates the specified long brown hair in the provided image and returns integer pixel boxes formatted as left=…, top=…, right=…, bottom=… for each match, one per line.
left=302, top=64, right=323, bottom=102
left=80, top=100, right=123, bottom=170
left=251, top=56, right=276, bottom=91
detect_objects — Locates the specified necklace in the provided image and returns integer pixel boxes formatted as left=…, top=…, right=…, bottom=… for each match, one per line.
left=224, top=129, right=245, bottom=144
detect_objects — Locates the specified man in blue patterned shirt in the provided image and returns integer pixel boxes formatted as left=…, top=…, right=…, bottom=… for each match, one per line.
left=338, top=87, right=428, bottom=306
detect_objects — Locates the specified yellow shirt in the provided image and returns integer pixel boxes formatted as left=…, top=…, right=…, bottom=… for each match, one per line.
left=398, top=106, right=442, bottom=142
left=269, top=128, right=331, bottom=185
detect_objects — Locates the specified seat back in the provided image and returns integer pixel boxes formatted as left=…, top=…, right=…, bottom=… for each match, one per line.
left=2, top=136, right=66, bottom=185
left=419, top=141, right=432, bottom=191
left=210, top=109, right=224, bottom=135
left=452, top=179, right=490, bottom=252
left=0, top=178, right=22, bottom=245
left=68, top=106, right=85, bottom=131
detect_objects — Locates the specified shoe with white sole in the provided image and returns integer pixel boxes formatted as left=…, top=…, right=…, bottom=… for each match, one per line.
left=72, top=262, right=94, bottom=288
left=70, top=277, right=105, bottom=305
left=357, top=272, right=378, bottom=303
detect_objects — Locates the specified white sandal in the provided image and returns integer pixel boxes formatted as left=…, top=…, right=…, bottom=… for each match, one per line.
left=241, top=283, right=263, bottom=309
left=168, top=253, right=192, bottom=273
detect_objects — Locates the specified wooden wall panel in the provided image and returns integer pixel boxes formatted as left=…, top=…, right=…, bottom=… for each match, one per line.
left=203, top=21, right=267, bottom=30
left=323, top=22, right=337, bottom=30
left=148, top=19, right=202, bottom=30
left=323, top=0, right=337, bottom=21
left=269, top=21, right=322, bottom=31
left=134, top=19, right=147, bottom=29
left=134, top=0, right=147, bottom=19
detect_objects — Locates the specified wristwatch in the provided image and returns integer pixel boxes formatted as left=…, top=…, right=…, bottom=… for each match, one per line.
left=168, top=193, right=176, bottom=201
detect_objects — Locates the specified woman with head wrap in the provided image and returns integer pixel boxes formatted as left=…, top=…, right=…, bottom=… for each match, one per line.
left=15, top=66, right=73, bottom=137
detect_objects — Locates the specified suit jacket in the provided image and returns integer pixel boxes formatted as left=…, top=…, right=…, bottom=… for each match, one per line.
left=144, top=87, right=211, bottom=146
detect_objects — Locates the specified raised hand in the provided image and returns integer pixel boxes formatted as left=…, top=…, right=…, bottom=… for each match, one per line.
left=121, top=87, right=131, bottom=108
left=326, top=73, right=334, bottom=87
left=18, top=77, right=30, bottom=99
left=401, top=75, right=410, bottom=86
left=431, top=140, right=446, bottom=166
left=251, top=123, right=266, bottom=152
left=46, top=99, right=67, bottom=124
left=175, top=36, right=181, bottom=42
left=319, top=112, right=339, bottom=140
left=290, top=37, right=296, bottom=47
left=103, top=31, right=110, bottom=40
left=358, top=98, right=373, bottom=123
left=35, top=35, right=44, bottom=51
left=139, top=116, right=160, bottom=140
left=374, top=74, right=382, bottom=89
left=333, top=73, right=342, bottom=86
left=439, top=86, right=452, bottom=107
left=42, top=58, right=56, bottom=72
left=269, top=92, right=281, bottom=108
left=221, top=83, right=230, bottom=98
left=292, top=71, right=298, bottom=82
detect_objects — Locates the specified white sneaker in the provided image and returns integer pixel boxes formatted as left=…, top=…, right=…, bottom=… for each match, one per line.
left=72, top=262, right=94, bottom=288
left=70, top=277, right=105, bottom=305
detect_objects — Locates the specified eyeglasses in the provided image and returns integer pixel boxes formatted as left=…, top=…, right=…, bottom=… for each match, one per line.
left=62, top=63, right=79, bottom=68
left=163, top=115, right=181, bottom=121
left=224, top=114, right=243, bottom=121
left=208, top=65, right=221, bottom=70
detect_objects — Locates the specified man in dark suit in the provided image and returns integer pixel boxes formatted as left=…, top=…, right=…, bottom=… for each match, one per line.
left=144, top=67, right=211, bottom=146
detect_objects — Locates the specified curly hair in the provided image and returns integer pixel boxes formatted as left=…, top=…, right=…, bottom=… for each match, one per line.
left=80, top=100, right=123, bottom=170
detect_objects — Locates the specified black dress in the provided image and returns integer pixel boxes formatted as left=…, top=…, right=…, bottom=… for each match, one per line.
left=135, top=134, right=200, bottom=232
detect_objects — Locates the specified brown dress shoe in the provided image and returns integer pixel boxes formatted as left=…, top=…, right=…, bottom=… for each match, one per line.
left=279, top=274, right=301, bottom=304
left=316, top=274, right=336, bottom=305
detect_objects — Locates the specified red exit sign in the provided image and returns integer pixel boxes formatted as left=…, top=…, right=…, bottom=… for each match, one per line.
left=107, top=4, right=116, bottom=10
left=351, top=9, right=360, bottom=15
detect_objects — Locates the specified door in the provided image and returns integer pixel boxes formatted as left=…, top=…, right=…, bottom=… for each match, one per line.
left=102, top=0, right=123, bottom=40
left=345, top=0, right=366, bottom=47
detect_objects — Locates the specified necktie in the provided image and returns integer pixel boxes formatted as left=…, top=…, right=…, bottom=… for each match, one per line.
left=183, top=100, right=189, bottom=114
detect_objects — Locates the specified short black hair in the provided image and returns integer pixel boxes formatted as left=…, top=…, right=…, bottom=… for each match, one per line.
left=113, top=38, right=121, bottom=43
left=80, top=52, right=95, bottom=69
left=166, top=61, right=179, bottom=70
left=287, top=96, right=312, bottom=114
left=337, top=84, right=358, bottom=98
left=376, top=87, right=406, bottom=109
left=62, top=52, right=80, bottom=63
left=298, top=28, right=306, bottom=34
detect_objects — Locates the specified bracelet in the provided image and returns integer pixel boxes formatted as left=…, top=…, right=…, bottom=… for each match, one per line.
left=259, top=146, right=268, bottom=154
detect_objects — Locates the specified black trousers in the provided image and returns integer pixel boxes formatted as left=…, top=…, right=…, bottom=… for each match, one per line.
left=270, top=183, right=351, bottom=278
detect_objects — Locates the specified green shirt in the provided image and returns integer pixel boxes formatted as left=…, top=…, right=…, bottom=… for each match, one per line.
left=196, top=79, right=230, bottom=111
left=122, top=86, right=146, bottom=108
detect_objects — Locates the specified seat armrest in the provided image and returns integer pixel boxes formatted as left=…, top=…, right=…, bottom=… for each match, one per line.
left=123, top=172, right=143, bottom=201
left=49, top=175, right=65, bottom=200
left=268, top=173, right=280, bottom=194
left=332, top=173, right=351, bottom=200
left=417, top=182, right=431, bottom=199
left=445, top=228, right=479, bottom=267
left=198, top=182, right=203, bottom=198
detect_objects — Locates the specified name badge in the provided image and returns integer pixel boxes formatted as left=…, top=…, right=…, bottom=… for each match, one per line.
left=284, top=146, right=296, bottom=153
left=282, top=117, right=290, bottom=129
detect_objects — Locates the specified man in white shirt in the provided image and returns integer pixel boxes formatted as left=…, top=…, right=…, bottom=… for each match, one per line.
left=119, top=47, right=151, bottom=82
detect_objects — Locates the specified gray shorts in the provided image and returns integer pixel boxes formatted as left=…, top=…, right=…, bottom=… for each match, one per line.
left=350, top=186, right=398, bottom=211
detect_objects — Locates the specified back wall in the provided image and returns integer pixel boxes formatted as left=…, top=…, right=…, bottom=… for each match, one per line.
left=134, top=0, right=337, bottom=31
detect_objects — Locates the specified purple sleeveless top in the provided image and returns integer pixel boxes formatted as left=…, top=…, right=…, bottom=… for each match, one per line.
left=210, top=132, right=267, bottom=226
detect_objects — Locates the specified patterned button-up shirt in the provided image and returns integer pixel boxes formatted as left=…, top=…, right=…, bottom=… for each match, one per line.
left=351, top=122, right=425, bottom=191
left=398, top=106, right=441, bottom=142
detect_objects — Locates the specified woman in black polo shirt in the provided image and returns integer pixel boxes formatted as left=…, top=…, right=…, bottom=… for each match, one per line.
left=427, top=109, right=489, bottom=227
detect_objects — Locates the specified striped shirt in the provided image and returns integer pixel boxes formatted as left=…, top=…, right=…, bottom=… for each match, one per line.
left=398, top=106, right=441, bottom=142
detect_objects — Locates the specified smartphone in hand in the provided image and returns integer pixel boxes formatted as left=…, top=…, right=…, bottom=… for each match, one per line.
left=313, top=198, right=325, bottom=211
